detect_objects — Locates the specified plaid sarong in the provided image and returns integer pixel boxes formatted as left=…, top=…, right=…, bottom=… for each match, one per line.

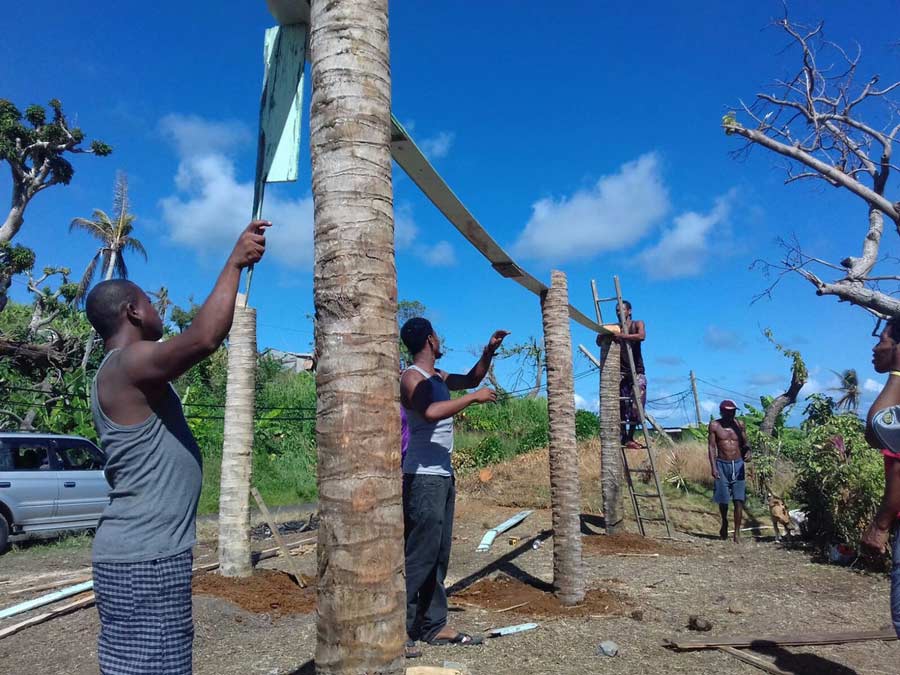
left=93, top=550, right=193, bottom=675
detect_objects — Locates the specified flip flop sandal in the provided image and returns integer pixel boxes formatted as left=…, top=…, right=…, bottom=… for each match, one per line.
left=405, top=640, right=422, bottom=659
left=428, top=632, right=484, bottom=646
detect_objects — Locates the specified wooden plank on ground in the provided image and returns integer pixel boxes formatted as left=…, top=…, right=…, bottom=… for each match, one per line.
left=251, top=487, right=307, bottom=588
left=0, top=593, right=95, bottom=640
left=666, top=628, right=897, bottom=650
left=718, top=647, right=792, bottom=675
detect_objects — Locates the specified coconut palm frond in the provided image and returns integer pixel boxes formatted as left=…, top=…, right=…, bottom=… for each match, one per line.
left=75, top=252, right=101, bottom=303
left=124, top=236, right=148, bottom=261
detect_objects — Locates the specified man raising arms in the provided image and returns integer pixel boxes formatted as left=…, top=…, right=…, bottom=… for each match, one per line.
left=708, top=399, right=751, bottom=542
left=399, top=318, right=508, bottom=652
left=86, top=221, right=269, bottom=675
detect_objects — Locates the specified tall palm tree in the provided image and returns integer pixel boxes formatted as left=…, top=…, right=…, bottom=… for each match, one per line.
left=309, top=0, right=405, bottom=672
left=599, top=336, right=624, bottom=533
left=540, top=271, right=584, bottom=606
left=70, top=172, right=146, bottom=368
left=831, top=368, right=861, bottom=413
left=150, top=286, right=171, bottom=323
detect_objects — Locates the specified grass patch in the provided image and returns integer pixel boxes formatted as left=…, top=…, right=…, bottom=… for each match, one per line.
left=8, top=530, right=93, bottom=556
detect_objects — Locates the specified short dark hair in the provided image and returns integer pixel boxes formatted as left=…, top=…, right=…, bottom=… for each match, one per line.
left=400, top=317, right=433, bottom=356
left=622, top=300, right=632, bottom=310
left=85, top=280, right=142, bottom=340
left=888, top=317, right=900, bottom=341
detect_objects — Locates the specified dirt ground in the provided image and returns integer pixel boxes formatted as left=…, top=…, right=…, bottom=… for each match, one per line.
left=2, top=452, right=898, bottom=674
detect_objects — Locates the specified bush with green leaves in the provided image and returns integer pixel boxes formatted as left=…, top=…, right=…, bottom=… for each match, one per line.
left=791, top=409, right=884, bottom=552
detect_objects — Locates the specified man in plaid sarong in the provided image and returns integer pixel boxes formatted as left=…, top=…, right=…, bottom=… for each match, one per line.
left=86, top=222, right=270, bottom=674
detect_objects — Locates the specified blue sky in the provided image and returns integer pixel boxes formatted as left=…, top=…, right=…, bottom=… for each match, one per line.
left=3, top=1, right=899, bottom=426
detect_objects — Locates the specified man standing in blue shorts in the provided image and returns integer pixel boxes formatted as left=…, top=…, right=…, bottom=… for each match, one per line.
left=708, top=400, right=751, bottom=542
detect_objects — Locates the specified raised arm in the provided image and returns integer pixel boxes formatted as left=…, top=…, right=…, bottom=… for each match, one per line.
left=444, top=330, right=510, bottom=391
left=122, top=221, right=270, bottom=386
left=402, top=370, right=496, bottom=423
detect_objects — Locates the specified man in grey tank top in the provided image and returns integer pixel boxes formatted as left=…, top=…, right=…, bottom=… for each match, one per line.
left=85, top=221, right=270, bottom=675
left=400, top=317, right=508, bottom=651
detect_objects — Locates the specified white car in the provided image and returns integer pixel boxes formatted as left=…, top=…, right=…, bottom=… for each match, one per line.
left=0, top=432, right=110, bottom=552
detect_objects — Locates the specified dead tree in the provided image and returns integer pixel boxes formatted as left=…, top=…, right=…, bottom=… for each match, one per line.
left=760, top=330, right=808, bottom=437
left=724, top=16, right=900, bottom=318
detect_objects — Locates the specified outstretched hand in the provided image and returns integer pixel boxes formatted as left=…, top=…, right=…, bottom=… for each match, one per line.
left=487, top=330, right=511, bottom=354
left=230, top=220, right=271, bottom=269
left=472, top=387, right=497, bottom=404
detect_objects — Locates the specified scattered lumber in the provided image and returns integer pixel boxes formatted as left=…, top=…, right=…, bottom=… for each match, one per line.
left=718, top=647, right=791, bottom=675
left=0, top=535, right=317, bottom=640
left=251, top=487, right=306, bottom=587
left=0, top=593, right=95, bottom=640
left=6, top=575, right=93, bottom=596
left=666, top=628, right=897, bottom=650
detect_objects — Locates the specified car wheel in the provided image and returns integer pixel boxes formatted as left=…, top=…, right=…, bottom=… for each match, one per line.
left=0, top=514, right=8, bottom=554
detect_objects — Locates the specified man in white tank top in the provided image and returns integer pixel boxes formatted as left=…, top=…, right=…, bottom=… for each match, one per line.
left=399, top=317, right=508, bottom=651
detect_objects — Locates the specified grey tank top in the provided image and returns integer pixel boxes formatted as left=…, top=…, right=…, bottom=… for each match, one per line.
left=90, top=349, right=203, bottom=563
left=401, top=365, right=454, bottom=476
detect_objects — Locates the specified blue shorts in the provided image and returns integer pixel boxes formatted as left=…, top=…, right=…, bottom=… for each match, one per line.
left=713, top=458, right=746, bottom=504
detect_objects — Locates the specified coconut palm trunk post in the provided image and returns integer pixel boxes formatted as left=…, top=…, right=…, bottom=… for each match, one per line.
left=540, top=270, right=585, bottom=605
left=598, top=335, right=624, bottom=534
left=217, top=294, right=257, bottom=577
left=309, top=0, right=405, bottom=672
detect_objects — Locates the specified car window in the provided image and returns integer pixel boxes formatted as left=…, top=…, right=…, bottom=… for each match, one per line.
left=55, top=440, right=105, bottom=471
left=0, top=439, right=52, bottom=471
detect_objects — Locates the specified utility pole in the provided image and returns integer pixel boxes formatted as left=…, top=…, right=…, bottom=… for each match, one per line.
left=690, top=370, right=702, bottom=427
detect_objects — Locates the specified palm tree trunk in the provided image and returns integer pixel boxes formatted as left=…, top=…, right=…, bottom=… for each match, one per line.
left=310, top=0, right=405, bottom=671
left=540, top=271, right=584, bottom=606
left=80, top=249, right=117, bottom=370
left=218, top=298, right=257, bottom=577
left=599, top=336, right=624, bottom=534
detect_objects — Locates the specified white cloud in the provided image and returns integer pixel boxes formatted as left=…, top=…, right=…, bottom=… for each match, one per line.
left=421, top=240, right=457, bottom=267
left=703, top=326, right=744, bottom=351
left=159, top=113, right=252, bottom=157
left=395, top=204, right=418, bottom=249
left=575, top=393, right=599, bottom=412
left=420, top=131, right=454, bottom=159
left=864, top=377, right=883, bottom=394
left=159, top=114, right=314, bottom=268
left=393, top=203, right=458, bottom=267
left=638, top=191, right=735, bottom=279
left=512, top=153, right=670, bottom=263
left=700, top=399, right=718, bottom=417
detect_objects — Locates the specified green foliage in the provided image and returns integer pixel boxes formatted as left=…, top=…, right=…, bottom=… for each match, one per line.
left=171, top=297, right=200, bottom=333
left=453, top=396, right=550, bottom=470
left=722, top=111, right=741, bottom=135
left=0, top=98, right=111, bottom=185
left=764, top=328, right=808, bottom=383
left=792, top=412, right=882, bottom=549
left=0, top=242, right=36, bottom=276
left=575, top=409, right=599, bottom=440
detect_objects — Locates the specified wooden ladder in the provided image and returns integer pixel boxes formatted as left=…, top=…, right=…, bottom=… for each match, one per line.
left=590, top=276, right=674, bottom=538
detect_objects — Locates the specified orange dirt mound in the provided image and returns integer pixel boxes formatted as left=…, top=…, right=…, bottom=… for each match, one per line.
left=451, top=574, right=628, bottom=618
left=192, top=570, right=315, bottom=616
left=581, top=532, right=690, bottom=556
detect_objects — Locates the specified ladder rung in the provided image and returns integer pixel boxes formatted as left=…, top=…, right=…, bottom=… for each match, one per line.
left=638, top=516, right=668, bottom=522
left=626, top=468, right=651, bottom=473
left=633, top=492, right=660, bottom=499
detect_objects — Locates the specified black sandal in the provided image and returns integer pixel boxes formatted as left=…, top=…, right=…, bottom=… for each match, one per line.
left=405, top=640, right=422, bottom=659
left=427, top=632, right=484, bottom=646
